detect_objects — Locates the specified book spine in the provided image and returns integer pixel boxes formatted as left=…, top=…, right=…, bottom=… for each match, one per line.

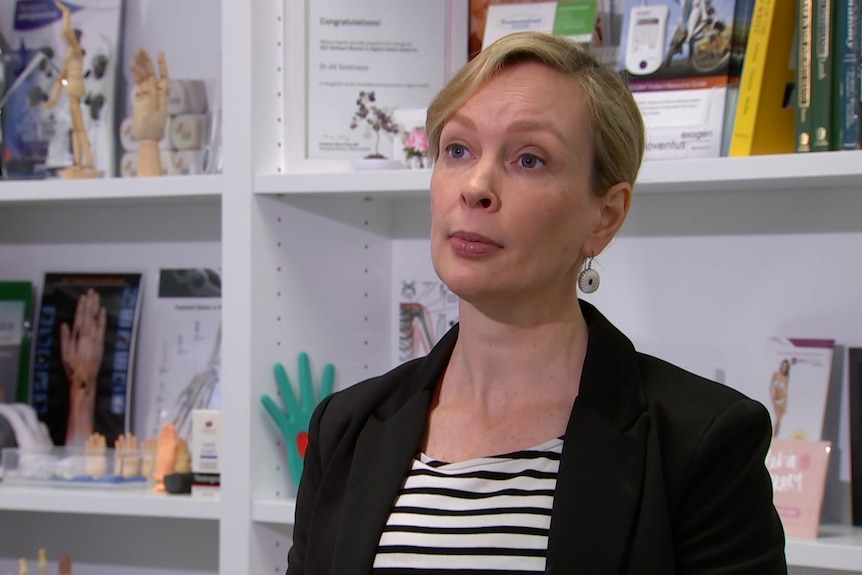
left=729, top=0, right=775, bottom=156
left=810, top=0, right=833, bottom=151
left=722, top=0, right=757, bottom=156
left=830, top=0, right=860, bottom=149
left=796, top=0, right=814, bottom=152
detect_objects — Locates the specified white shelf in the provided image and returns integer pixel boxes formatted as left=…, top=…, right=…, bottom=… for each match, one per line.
left=254, top=151, right=862, bottom=197
left=0, top=485, right=220, bottom=520
left=0, top=174, right=224, bottom=205
left=785, top=525, right=862, bottom=572
left=251, top=498, right=296, bottom=525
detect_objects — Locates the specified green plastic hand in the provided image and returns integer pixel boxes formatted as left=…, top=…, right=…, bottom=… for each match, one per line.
left=261, top=352, right=334, bottom=486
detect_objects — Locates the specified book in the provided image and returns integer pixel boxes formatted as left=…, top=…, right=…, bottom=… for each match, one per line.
left=0, top=281, right=34, bottom=404
left=767, top=438, right=832, bottom=538
left=795, top=0, right=814, bottom=152
left=761, top=338, right=834, bottom=442
left=617, top=0, right=737, bottom=160
left=849, top=348, right=862, bottom=526
left=135, top=268, right=222, bottom=440
left=719, top=0, right=756, bottom=156
left=810, top=0, right=832, bottom=151
left=727, top=0, right=796, bottom=156
left=31, top=272, right=143, bottom=447
left=828, top=0, right=860, bottom=150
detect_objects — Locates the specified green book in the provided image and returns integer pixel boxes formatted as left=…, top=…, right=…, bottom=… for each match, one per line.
left=810, top=0, right=833, bottom=151
left=0, top=281, right=33, bottom=404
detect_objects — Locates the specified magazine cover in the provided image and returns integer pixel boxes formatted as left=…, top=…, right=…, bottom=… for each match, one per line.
left=135, top=268, right=221, bottom=440
left=767, top=438, right=832, bottom=538
left=31, top=272, right=142, bottom=447
left=396, top=277, right=459, bottom=364
left=0, top=0, right=123, bottom=178
left=0, top=281, right=34, bottom=404
left=760, top=338, right=835, bottom=442
left=617, top=0, right=735, bottom=160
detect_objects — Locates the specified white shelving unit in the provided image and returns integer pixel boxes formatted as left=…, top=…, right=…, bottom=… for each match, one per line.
left=1, top=1, right=861, bottom=574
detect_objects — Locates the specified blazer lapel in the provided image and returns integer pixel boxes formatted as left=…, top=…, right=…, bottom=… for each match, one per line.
left=545, top=301, right=651, bottom=574
left=329, top=326, right=458, bottom=575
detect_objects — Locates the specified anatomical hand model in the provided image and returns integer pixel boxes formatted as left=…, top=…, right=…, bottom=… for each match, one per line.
left=60, top=288, right=106, bottom=448
left=129, top=48, right=169, bottom=177
left=153, top=422, right=178, bottom=492
left=84, top=432, right=107, bottom=479
left=113, top=433, right=142, bottom=478
left=42, top=1, right=99, bottom=178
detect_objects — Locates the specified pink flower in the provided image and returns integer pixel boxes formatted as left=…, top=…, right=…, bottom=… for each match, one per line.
left=403, top=127, right=428, bottom=156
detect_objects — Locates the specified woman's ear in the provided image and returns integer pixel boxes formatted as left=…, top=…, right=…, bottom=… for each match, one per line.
left=584, top=181, right=632, bottom=257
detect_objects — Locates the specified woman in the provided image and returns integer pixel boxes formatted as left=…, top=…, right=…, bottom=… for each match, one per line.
left=288, top=31, right=786, bottom=574
left=769, top=359, right=790, bottom=438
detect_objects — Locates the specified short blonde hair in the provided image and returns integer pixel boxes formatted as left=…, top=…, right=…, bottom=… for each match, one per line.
left=426, top=31, right=645, bottom=194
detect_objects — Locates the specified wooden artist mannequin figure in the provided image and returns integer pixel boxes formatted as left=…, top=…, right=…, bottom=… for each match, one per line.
left=129, top=48, right=169, bottom=176
left=43, top=1, right=99, bottom=178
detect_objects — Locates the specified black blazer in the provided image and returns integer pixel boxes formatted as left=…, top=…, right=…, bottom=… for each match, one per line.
left=287, top=301, right=787, bottom=574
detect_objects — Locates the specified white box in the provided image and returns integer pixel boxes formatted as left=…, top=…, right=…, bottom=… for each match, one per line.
left=191, top=409, right=220, bottom=497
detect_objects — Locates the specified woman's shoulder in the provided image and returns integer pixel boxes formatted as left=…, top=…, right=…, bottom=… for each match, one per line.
left=636, top=353, right=771, bottom=436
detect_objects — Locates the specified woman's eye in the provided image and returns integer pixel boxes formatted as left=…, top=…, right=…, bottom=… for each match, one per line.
left=518, top=153, right=544, bottom=169
left=446, top=144, right=468, bottom=159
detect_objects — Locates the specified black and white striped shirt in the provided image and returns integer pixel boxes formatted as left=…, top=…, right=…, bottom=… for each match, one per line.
left=373, top=437, right=563, bottom=574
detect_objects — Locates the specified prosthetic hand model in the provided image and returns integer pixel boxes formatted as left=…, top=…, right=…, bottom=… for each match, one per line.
left=261, top=352, right=334, bottom=487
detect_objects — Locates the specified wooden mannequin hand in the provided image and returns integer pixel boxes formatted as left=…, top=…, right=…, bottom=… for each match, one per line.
left=61, top=289, right=106, bottom=445
left=130, top=49, right=170, bottom=142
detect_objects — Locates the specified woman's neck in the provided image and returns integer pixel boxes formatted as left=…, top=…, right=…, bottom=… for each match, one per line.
left=440, top=297, right=588, bottom=412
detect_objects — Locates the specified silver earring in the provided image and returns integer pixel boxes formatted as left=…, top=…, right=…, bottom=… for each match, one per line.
left=577, top=257, right=600, bottom=294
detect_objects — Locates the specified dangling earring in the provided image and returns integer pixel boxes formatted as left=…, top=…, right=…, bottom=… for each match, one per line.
left=577, top=256, right=600, bottom=294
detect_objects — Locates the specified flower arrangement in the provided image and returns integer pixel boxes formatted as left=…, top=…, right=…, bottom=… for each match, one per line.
left=402, top=126, right=429, bottom=168
left=349, top=91, right=399, bottom=159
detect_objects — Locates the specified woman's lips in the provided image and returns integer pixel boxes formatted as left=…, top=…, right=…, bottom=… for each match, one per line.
left=448, top=231, right=502, bottom=256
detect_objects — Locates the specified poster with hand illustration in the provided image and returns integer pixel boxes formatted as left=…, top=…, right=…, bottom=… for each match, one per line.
left=32, top=273, right=143, bottom=448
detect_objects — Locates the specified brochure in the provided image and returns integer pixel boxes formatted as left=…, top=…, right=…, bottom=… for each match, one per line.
left=767, top=438, right=832, bottom=538
left=0, top=282, right=33, bottom=404
left=617, top=0, right=736, bottom=160
left=135, top=268, right=222, bottom=440
left=760, top=338, right=834, bottom=442
left=32, top=272, right=142, bottom=447
left=0, top=0, right=123, bottom=178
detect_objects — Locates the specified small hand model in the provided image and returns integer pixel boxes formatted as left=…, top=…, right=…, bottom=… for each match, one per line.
left=113, top=433, right=141, bottom=478
left=0, top=403, right=53, bottom=450
left=261, top=352, right=335, bottom=486
left=60, top=288, right=106, bottom=448
left=174, top=437, right=191, bottom=474
left=84, top=432, right=107, bottom=479
left=140, top=435, right=158, bottom=480
left=42, top=1, right=99, bottom=179
left=129, top=48, right=169, bottom=177
left=153, top=422, right=178, bottom=492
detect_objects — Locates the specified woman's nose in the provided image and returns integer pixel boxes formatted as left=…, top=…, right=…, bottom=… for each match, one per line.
left=460, top=158, right=499, bottom=210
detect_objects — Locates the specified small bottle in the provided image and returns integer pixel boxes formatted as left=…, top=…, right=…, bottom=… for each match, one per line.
left=36, top=549, right=48, bottom=575
left=17, top=558, right=27, bottom=575
left=58, top=555, right=71, bottom=575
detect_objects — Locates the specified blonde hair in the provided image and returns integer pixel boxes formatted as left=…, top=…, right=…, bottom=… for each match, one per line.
left=426, top=31, right=645, bottom=194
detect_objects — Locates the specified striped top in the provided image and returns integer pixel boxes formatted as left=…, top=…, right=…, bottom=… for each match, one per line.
left=372, top=437, right=564, bottom=574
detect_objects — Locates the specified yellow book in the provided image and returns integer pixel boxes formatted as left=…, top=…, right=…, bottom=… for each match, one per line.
left=728, top=0, right=797, bottom=156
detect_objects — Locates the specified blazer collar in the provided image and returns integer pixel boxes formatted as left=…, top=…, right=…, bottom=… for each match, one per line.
left=332, top=301, right=649, bottom=575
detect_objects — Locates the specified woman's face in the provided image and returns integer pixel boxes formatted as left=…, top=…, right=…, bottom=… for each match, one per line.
left=429, top=61, right=604, bottom=309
